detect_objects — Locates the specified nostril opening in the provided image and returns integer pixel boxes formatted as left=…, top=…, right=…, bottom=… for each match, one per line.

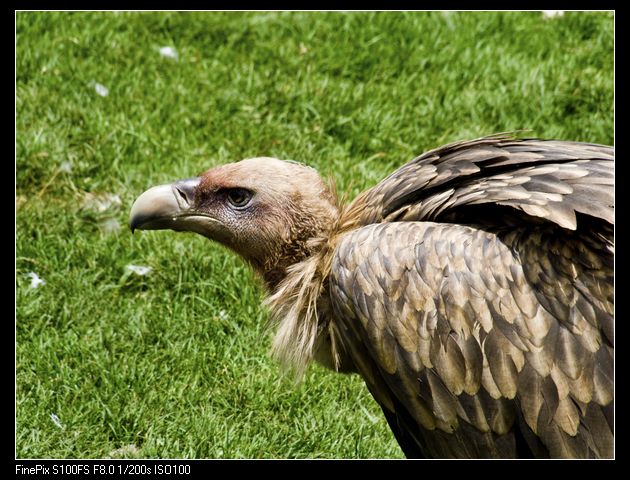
left=173, top=177, right=200, bottom=207
left=176, top=187, right=188, bottom=203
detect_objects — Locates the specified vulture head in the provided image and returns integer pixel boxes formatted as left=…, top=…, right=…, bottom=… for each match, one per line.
left=129, top=158, right=339, bottom=288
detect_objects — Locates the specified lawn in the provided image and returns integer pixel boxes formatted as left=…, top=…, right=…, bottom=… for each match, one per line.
left=15, top=11, right=614, bottom=458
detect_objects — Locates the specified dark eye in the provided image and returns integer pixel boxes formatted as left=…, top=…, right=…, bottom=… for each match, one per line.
left=226, top=188, right=253, bottom=208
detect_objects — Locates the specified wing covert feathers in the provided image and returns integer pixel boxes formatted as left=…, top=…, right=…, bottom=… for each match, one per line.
left=329, top=221, right=613, bottom=458
left=343, top=135, right=613, bottom=232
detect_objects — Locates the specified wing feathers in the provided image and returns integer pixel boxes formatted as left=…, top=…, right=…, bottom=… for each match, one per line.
left=329, top=221, right=613, bottom=457
left=329, top=139, right=613, bottom=458
left=348, top=135, right=613, bottom=232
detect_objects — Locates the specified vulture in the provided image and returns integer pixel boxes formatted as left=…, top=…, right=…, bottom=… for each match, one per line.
left=129, top=134, right=614, bottom=458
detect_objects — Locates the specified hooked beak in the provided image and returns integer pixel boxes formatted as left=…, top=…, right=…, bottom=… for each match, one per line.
left=129, top=177, right=203, bottom=233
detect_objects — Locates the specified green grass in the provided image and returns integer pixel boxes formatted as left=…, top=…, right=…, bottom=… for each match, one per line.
left=16, top=11, right=613, bottom=458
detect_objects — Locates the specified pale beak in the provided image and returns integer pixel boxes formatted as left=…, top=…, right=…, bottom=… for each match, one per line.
left=129, top=177, right=201, bottom=233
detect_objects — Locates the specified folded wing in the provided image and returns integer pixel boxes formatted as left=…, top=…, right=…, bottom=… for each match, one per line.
left=330, top=135, right=613, bottom=458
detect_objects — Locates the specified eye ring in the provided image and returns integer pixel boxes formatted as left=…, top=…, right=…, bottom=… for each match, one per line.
left=226, top=188, right=253, bottom=208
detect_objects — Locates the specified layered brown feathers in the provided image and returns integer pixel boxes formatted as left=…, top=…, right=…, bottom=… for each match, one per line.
left=268, top=134, right=613, bottom=458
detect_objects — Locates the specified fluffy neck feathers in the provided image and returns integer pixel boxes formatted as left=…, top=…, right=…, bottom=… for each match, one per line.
left=264, top=202, right=358, bottom=379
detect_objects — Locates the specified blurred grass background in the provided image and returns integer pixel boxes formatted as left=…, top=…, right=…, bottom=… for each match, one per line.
left=16, top=11, right=613, bottom=458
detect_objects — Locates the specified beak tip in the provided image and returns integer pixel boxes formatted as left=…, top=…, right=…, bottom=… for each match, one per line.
left=128, top=212, right=141, bottom=233
left=129, top=212, right=150, bottom=233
